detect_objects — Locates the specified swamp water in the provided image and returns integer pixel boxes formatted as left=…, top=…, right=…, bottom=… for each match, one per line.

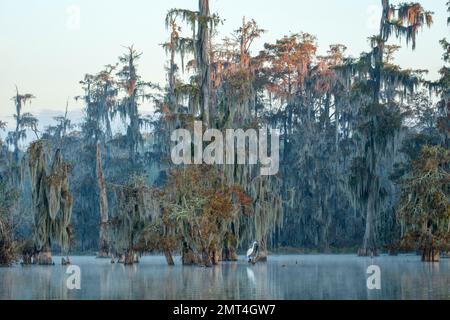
left=0, top=254, right=449, bottom=300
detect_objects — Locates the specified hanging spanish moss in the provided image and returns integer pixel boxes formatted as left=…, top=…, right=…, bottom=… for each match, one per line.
left=28, top=140, right=73, bottom=265
left=110, top=177, right=160, bottom=265
left=0, top=172, right=18, bottom=266
left=96, top=142, right=110, bottom=258
left=0, top=219, right=16, bottom=266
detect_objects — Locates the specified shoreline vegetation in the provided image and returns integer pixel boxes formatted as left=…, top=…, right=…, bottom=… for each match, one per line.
left=3, top=248, right=450, bottom=261
left=0, top=0, right=449, bottom=269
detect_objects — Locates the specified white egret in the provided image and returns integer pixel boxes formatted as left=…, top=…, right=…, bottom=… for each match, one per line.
left=246, top=241, right=259, bottom=263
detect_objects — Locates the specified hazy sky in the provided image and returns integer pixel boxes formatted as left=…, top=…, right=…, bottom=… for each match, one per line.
left=0, top=0, right=448, bottom=132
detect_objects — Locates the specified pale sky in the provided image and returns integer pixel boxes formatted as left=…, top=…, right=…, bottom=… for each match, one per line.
left=0, top=0, right=448, bottom=133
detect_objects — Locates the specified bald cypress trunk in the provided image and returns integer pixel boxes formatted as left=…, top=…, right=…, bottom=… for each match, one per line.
left=359, top=176, right=378, bottom=256
left=96, top=143, right=110, bottom=258
left=222, top=232, right=238, bottom=261
left=201, top=249, right=212, bottom=267
left=357, top=0, right=390, bottom=256
left=37, top=241, right=53, bottom=265
left=421, top=230, right=440, bottom=262
left=257, top=235, right=268, bottom=262
left=197, top=0, right=211, bottom=127
left=182, top=243, right=199, bottom=265
left=164, top=249, right=175, bottom=266
left=124, top=250, right=136, bottom=265
left=0, top=220, right=15, bottom=266
left=168, top=26, right=177, bottom=113
left=422, top=248, right=440, bottom=262
left=359, top=125, right=379, bottom=256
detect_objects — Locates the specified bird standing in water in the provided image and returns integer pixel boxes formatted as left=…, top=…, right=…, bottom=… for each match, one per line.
left=247, top=241, right=259, bottom=264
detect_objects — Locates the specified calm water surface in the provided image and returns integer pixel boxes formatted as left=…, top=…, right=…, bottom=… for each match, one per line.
left=0, top=254, right=449, bottom=300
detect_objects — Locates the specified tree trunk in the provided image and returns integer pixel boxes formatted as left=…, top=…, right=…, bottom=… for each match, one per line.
left=208, top=244, right=221, bottom=265
left=357, top=0, right=388, bottom=258
left=118, top=254, right=125, bottom=264
left=182, top=243, right=199, bottom=265
left=19, top=241, right=35, bottom=265
left=61, top=256, right=71, bottom=265
left=201, top=249, right=212, bottom=267
left=359, top=176, right=378, bottom=256
left=422, top=248, right=440, bottom=262
left=0, top=222, right=15, bottom=266
left=96, top=143, right=110, bottom=258
left=222, top=232, right=238, bottom=261
left=168, top=34, right=177, bottom=113
left=164, top=249, right=175, bottom=266
left=422, top=233, right=440, bottom=262
left=37, top=242, right=53, bottom=265
left=124, top=250, right=136, bottom=265
left=197, top=0, right=211, bottom=127
left=222, top=248, right=238, bottom=261
left=212, top=248, right=222, bottom=264
left=22, top=254, right=32, bottom=265
left=257, top=235, right=268, bottom=262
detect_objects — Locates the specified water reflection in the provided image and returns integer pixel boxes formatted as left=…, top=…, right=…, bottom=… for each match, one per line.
left=0, top=255, right=449, bottom=300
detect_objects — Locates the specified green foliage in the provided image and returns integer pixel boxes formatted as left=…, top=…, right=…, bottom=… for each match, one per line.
left=397, top=146, right=450, bottom=253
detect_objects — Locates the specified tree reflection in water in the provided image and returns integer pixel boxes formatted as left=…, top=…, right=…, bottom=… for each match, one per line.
left=0, top=255, right=449, bottom=300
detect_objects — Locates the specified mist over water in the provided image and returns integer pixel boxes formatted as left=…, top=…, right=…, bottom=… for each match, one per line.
left=1, top=255, right=449, bottom=300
